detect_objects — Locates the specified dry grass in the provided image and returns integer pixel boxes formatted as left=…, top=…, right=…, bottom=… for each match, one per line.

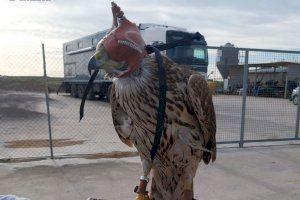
left=83, top=151, right=138, bottom=159
left=0, top=76, right=63, bottom=93
left=5, top=139, right=85, bottom=148
left=0, top=151, right=139, bottom=163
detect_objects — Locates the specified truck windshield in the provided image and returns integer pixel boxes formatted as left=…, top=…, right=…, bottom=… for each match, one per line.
left=166, top=30, right=208, bottom=72
left=166, top=45, right=208, bottom=69
left=194, top=48, right=205, bottom=59
left=167, top=45, right=205, bottom=60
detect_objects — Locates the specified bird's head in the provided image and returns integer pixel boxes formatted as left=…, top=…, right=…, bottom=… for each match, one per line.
left=88, top=2, right=147, bottom=78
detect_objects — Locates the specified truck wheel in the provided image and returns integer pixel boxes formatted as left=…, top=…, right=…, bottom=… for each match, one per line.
left=87, top=88, right=95, bottom=100
left=105, top=85, right=112, bottom=103
left=293, top=95, right=298, bottom=105
left=77, top=84, right=85, bottom=98
left=71, top=84, right=78, bottom=98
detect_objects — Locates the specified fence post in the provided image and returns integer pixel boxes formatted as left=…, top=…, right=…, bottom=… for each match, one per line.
left=239, top=50, right=249, bottom=148
left=295, top=81, right=300, bottom=139
left=42, top=44, right=54, bottom=159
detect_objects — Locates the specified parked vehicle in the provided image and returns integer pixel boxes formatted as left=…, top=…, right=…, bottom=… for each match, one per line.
left=251, top=80, right=285, bottom=98
left=290, top=86, right=299, bottom=105
left=60, top=24, right=208, bottom=101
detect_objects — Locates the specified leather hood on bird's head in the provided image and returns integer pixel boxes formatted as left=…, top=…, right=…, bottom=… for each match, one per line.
left=99, top=2, right=147, bottom=77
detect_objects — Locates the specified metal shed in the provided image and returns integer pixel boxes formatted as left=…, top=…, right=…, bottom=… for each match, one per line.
left=228, top=62, right=300, bottom=97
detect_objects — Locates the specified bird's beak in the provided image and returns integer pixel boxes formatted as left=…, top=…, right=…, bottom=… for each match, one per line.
left=88, top=50, right=104, bottom=75
left=88, top=46, right=126, bottom=76
left=88, top=55, right=97, bottom=75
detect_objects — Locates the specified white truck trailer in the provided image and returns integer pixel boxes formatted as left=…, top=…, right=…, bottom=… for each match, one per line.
left=61, top=23, right=208, bottom=101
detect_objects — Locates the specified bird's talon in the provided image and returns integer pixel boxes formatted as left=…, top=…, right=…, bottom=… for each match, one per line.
left=135, top=193, right=150, bottom=200
left=134, top=185, right=139, bottom=193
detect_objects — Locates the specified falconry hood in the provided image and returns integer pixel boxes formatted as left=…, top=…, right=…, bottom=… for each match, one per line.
left=88, top=2, right=147, bottom=78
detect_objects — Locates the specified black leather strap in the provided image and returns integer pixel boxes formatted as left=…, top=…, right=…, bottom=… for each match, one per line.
left=79, top=69, right=99, bottom=121
left=149, top=46, right=167, bottom=160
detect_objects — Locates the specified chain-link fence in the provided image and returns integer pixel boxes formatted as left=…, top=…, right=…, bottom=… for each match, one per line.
left=0, top=45, right=49, bottom=159
left=0, top=44, right=299, bottom=160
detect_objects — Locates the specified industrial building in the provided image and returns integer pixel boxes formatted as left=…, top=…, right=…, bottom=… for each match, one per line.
left=216, top=43, right=300, bottom=97
left=228, top=62, right=300, bottom=97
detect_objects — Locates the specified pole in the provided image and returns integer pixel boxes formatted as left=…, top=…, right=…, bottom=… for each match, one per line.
left=295, top=81, right=300, bottom=139
left=239, top=50, right=249, bottom=148
left=284, top=73, right=288, bottom=99
left=42, top=44, right=54, bottom=159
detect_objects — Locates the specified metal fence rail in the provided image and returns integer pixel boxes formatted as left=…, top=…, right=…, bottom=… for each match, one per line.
left=0, top=44, right=299, bottom=160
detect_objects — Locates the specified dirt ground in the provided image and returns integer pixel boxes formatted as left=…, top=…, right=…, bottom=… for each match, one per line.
left=0, top=90, right=299, bottom=159
left=0, top=90, right=46, bottom=119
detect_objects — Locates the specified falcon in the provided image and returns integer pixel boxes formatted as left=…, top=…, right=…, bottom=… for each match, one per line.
left=88, top=2, right=216, bottom=200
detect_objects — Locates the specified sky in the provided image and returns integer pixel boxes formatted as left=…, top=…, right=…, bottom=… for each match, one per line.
left=0, top=0, right=300, bottom=76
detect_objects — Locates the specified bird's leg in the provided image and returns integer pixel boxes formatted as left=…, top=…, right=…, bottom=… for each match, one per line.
left=183, top=189, right=193, bottom=200
left=136, top=158, right=152, bottom=195
left=183, top=183, right=193, bottom=200
left=182, top=173, right=194, bottom=200
left=137, top=177, right=149, bottom=194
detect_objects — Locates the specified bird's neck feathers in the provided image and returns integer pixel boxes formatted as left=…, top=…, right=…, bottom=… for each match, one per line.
left=113, top=56, right=155, bottom=94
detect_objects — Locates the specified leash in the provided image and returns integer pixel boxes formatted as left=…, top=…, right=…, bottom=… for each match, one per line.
left=79, top=69, right=99, bottom=121
left=145, top=32, right=205, bottom=160
left=145, top=46, right=167, bottom=160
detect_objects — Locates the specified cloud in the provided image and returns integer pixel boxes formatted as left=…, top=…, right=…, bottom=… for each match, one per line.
left=1, top=0, right=300, bottom=48
left=0, top=0, right=299, bottom=77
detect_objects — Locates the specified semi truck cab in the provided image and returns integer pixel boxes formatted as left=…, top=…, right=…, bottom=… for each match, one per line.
left=140, top=23, right=208, bottom=74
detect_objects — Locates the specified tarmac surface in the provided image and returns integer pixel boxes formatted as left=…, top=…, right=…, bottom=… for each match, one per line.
left=1, top=91, right=298, bottom=159
left=0, top=145, right=299, bottom=200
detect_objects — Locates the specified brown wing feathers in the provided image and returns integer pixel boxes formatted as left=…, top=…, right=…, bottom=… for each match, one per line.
left=187, top=74, right=216, bottom=164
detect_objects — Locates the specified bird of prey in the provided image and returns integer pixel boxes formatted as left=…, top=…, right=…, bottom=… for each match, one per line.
left=88, top=2, right=216, bottom=200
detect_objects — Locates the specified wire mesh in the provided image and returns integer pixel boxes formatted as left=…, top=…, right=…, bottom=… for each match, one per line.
left=208, top=48, right=243, bottom=143
left=244, top=50, right=300, bottom=140
left=45, top=46, right=134, bottom=157
left=0, top=45, right=50, bottom=159
left=0, top=44, right=299, bottom=160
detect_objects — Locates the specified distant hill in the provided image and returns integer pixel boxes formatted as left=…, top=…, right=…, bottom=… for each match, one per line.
left=0, top=76, right=63, bottom=93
